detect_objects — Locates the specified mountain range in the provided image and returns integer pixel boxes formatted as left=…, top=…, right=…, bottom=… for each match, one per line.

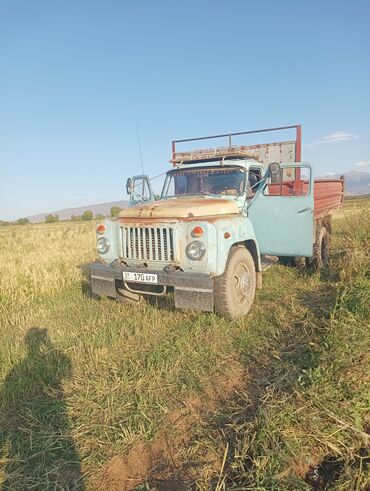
left=337, top=170, right=370, bottom=195
left=26, top=200, right=129, bottom=224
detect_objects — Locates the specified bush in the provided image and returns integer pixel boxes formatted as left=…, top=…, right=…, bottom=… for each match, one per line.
left=95, top=213, right=105, bottom=220
left=81, top=210, right=93, bottom=221
left=17, top=218, right=30, bottom=225
left=45, top=214, right=59, bottom=224
left=110, top=206, right=121, bottom=217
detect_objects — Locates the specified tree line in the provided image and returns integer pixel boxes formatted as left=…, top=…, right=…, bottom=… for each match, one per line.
left=1, top=206, right=122, bottom=226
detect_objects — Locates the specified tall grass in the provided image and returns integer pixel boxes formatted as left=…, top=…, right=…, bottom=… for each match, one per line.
left=0, top=200, right=369, bottom=490
left=192, top=203, right=370, bottom=490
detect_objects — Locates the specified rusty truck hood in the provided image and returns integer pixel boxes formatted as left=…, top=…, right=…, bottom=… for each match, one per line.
left=118, top=196, right=239, bottom=219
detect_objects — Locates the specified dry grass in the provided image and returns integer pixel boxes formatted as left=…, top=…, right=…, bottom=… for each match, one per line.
left=0, top=198, right=369, bottom=490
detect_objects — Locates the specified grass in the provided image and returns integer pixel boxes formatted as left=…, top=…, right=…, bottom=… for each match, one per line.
left=0, top=197, right=369, bottom=490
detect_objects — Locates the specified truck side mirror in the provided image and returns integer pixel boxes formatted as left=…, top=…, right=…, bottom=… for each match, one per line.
left=126, top=178, right=133, bottom=195
left=268, top=162, right=281, bottom=178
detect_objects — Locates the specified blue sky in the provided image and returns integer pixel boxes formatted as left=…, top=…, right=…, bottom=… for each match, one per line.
left=0, top=0, right=369, bottom=220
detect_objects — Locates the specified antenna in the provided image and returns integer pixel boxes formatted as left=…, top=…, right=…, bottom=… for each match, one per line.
left=136, top=125, right=145, bottom=175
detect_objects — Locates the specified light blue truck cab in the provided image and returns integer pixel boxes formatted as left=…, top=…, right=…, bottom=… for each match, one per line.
left=90, top=126, right=338, bottom=318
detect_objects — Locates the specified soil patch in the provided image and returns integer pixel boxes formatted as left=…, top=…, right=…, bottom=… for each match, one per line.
left=94, top=367, right=246, bottom=490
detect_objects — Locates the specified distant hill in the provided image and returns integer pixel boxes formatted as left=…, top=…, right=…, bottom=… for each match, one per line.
left=22, top=170, right=370, bottom=223
left=27, top=200, right=129, bottom=224
left=343, top=170, right=370, bottom=195
left=320, top=170, right=370, bottom=196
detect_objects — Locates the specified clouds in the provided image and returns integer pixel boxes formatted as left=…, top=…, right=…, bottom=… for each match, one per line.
left=321, top=131, right=360, bottom=143
left=354, top=160, right=370, bottom=168
left=304, top=131, right=360, bottom=148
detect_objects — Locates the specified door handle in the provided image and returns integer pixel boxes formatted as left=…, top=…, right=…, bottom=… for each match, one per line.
left=297, top=207, right=312, bottom=213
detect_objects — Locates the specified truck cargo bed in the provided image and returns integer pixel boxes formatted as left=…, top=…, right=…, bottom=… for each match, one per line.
left=313, top=179, right=344, bottom=219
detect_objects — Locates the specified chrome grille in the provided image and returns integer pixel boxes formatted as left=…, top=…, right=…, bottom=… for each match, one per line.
left=120, top=227, right=175, bottom=262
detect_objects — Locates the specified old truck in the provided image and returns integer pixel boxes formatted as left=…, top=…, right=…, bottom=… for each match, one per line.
left=90, top=125, right=344, bottom=318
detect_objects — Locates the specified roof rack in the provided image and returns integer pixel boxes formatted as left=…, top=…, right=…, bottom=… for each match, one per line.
left=170, top=145, right=258, bottom=164
left=170, top=125, right=302, bottom=167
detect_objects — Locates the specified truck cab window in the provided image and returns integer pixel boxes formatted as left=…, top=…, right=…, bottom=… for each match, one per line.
left=263, top=166, right=311, bottom=197
left=247, top=169, right=263, bottom=197
left=162, top=167, right=246, bottom=198
left=131, top=176, right=153, bottom=202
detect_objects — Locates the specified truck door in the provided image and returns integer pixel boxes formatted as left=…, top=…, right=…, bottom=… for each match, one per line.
left=248, top=164, right=314, bottom=257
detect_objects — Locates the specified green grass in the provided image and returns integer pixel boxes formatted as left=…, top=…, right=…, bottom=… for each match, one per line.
left=0, top=199, right=369, bottom=490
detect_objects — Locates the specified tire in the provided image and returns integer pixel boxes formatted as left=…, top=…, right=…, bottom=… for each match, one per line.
left=214, top=246, right=256, bottom=319
left=294, top=256, right=308, bottom=269
left=311, top=226, right=331, bottom=270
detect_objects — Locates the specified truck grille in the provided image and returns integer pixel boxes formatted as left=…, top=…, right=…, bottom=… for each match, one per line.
left=120, top=227, right=175, bottom=262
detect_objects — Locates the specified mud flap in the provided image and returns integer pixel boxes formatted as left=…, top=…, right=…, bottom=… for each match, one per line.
left=174, top=287, right=214, bottom=312
left=91, top=276, right=116, bottom=298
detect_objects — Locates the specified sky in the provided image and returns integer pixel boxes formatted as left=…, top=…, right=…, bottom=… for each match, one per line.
left=0, top=0, right=369, bottom=220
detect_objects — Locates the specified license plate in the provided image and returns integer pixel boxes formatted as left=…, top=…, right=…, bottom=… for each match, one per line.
left=122, top=271, right=158, bottom=284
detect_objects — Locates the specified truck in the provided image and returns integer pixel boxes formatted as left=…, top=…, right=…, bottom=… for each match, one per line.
left=90, top=125, right=344, bottom=319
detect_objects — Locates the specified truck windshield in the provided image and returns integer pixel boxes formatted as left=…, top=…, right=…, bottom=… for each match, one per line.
left=161, top=166, right=246, bottom=198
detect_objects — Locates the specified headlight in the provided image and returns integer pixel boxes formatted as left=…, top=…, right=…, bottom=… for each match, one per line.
left=97, top=237, right=110, bottom=254
left=186, top=240, right=206, bottom=260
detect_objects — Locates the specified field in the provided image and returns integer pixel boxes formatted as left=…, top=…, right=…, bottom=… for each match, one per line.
left=0, top=198, right=369, bottom=490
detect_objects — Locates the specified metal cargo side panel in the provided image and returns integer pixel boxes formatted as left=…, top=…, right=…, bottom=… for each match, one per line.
left=314, top=180, right=344, bottom=219
left=171, top=141, right=297, bottom=167
left=249, top=141, right=296, bottom=166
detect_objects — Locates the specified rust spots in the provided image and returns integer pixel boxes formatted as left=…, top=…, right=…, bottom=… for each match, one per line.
left=118, top=197, right=239, bottom=220
left=116, top=217, right=178, bottom=226
left=116, top=213, right=239, bottom=226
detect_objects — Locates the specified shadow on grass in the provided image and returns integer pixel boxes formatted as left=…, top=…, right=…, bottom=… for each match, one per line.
left=278, top=259, right=339, bottom=284
left=0, top=328, right=84, bottom=490
left=124, top=282, right=341, bottom=490
left=203, top=282, right=340, bottom=489
left=305, top=448, right=370, bottom=490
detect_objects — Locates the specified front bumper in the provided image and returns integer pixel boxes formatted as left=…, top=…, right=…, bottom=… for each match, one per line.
left=89, top=262, right=214, bottom=312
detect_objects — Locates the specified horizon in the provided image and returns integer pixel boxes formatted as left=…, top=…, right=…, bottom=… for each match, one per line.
left=1, top=0, right=369, bottom=221
left=2, top=167, right=368, bottom=223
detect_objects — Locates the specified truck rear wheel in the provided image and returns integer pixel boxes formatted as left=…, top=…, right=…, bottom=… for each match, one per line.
left=214, top=246, right=256, bottom=319
left=311, top=226, right=331, bottom=270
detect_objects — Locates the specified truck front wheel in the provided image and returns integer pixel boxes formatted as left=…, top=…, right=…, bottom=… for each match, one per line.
left=214, top=246, right=256, bottom=319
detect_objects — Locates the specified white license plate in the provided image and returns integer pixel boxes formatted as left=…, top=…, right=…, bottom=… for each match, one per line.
left=122, top=271, right=158, bottom=284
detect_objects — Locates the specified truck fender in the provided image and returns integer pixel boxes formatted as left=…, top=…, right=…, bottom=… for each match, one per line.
left=213, top=216, right=261, bottom=279
left=230, top=239, right=262, bottom=289
left=216, top=236, right=262, bottom=288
